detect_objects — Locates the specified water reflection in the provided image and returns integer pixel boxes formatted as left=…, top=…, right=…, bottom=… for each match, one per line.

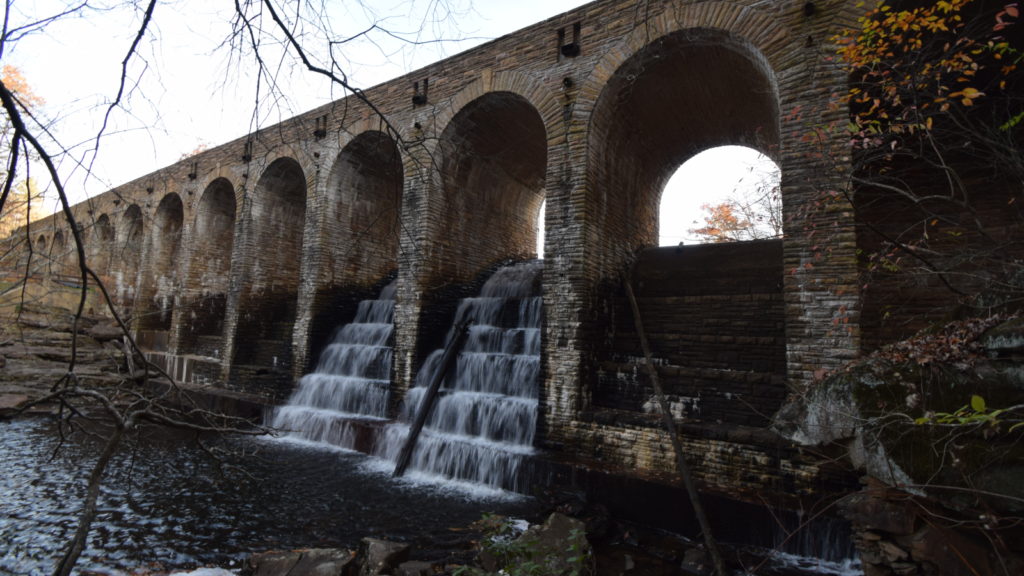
left=0, top=418, right=536, bottom=575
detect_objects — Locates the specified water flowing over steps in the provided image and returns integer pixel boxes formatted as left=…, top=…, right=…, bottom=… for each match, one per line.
left=270, top=281, right=397, bottom=448
left=376, top=260, right=543, bottom=492
left=268, top=262, right=543, bottom=493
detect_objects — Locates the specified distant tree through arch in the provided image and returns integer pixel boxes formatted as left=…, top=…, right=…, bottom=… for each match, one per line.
left=659, top=145, right=781, bottom=246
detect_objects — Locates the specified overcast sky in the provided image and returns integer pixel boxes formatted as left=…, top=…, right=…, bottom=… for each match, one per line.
left=10, top=0, right=776, bottom=246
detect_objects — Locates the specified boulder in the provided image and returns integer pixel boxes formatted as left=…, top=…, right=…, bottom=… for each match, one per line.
left=0, top=393, right=29, bottom=413
left=358, top=538, right=411, bottom=576
left=247, top=548, right=354, bottom=576
left=394, top=560, right=434, bottom=576
left=507, top=513, right=592, bottom=576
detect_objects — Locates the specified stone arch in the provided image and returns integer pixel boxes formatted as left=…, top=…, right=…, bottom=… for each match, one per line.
left=89, top=213, right=115, bottom=278
left=36, top=234, right=46, bottom=252
left=430, top=70, right=564, bottom=147
left=574, top=2, right=792, bottom=122
left=324, top=130, right=402, bottom=285
left=429, top=90, right=548, bottom=285
left=232, top=156, right=307, bottom=390
left=179, top=177, right=237, bottom=355
left=586, top=27, right=781, bottom=265
left=111, top=204, right=145, bottom=308
left=582, top=23, right=790, bottom=427
left=46, top=226, right=73, bottom=278
left=94, top=214, right=114, bottom=241
left=138, top=193, right=184, bottom=332
left=50, top=229, right=66, bottom=276
left=306, top=130, right=404, bottom=362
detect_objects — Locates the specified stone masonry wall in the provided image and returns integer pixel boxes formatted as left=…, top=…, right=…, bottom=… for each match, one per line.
left=594, top=241, right=786, bottom=427
left=3, top=0, right=866, bottom=506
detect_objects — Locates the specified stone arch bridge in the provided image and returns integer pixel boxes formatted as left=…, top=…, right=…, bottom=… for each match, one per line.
left=6, top=0, right=867, bottom=507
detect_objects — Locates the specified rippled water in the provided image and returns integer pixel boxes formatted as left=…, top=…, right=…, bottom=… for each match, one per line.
left=0, top=418, right=537, bottom=575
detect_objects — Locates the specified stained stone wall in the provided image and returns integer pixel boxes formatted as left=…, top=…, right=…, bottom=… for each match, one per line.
left=3, top=0, right=865, bottom=504
left=594, top=241, right=787, bottom=427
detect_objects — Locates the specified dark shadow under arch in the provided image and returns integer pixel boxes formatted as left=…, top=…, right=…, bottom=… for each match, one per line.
left=232, top=157, right=307, bottom=397
left=433, top=91, right=547, bottom=284
left=138, top=193, right=184, bottom=333
left=180, top=178, right=237, bottom=357
left=412, top=91, right=548, bottom=377
left=307, top=131, right=403, bottom=372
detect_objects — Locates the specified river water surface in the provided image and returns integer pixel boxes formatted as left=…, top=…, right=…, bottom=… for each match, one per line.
left=0, top=417, right=537, bottom=575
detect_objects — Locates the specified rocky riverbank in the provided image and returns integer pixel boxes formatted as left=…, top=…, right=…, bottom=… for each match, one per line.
left=0, top=305, right=128, bottom=413
left=774, top=315, right=1024, bottom=576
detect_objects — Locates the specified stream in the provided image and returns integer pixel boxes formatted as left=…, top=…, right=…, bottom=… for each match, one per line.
left=0, top=417, right=537, bottom=575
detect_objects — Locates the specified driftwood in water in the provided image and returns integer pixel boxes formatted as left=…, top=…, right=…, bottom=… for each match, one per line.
left=393, top=319, right=471, bottom=477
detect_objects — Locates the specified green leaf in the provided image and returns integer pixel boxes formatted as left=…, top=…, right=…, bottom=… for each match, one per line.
left=971, top=395, right=986, bottom=413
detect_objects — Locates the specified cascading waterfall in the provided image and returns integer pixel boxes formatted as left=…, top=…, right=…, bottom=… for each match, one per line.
left=378, top=260, right=542, bottom=492
left=270, top=281, right=396, bottom=449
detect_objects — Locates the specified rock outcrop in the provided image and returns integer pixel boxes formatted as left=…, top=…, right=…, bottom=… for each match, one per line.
left=774, top=316, right=1024, bottom=575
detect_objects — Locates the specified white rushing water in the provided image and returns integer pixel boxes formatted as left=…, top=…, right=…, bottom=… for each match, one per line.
left=270, top=281, right=397, bottom=448
left=377, top=260, right=543, bottom=492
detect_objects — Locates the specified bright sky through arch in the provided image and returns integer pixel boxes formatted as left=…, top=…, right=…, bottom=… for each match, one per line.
left=659, top=146, right=781, bottom=246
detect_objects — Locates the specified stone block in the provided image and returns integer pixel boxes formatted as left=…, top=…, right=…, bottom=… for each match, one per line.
left=248, top=548, right=354, bottom=576
left=359, top=538, right=411, bottom=576
left=394, top=561, right=434, bottom=576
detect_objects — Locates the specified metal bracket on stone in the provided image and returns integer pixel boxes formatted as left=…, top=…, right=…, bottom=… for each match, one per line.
left=558, top=22, right=581, bottom=59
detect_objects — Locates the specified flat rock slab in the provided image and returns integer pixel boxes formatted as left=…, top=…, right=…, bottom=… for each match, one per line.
left=395, top=561, right=435, bottom=576
left=248, top=548, right=355, bottom=576
left=360, top=538, right=411, bottom=576
left=0, top=393, right=29, bottom=410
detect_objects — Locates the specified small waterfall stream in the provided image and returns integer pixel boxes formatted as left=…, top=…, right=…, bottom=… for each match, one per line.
left=270, top=281, right=396, bottom=448
left=378, top=260, right=543, bottom=492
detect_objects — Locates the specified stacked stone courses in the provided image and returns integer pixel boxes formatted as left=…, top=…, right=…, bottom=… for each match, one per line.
left=5, top=0, right=864, bottom=506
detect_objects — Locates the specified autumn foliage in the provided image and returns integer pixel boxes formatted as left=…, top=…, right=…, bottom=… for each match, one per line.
left=836, top=0, right=1020, bottom=140
left=1, top=64, right=44, bottom=111
left=688, top=165, right=783, bottom=244
left=0, top=65, right=45, bottom=239
left=833, top=0, right=1024, bottom=329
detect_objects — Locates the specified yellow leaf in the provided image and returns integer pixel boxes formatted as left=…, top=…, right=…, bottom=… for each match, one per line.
left=971, top=395, right=986, bottom=413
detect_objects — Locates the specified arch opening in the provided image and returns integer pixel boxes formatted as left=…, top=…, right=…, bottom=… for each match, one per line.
left=233, top=157, right=307, bottom=395
left=138, top=193, right=184, bottom=333
left=180, top=178, right=237, bottom=356
left=50, top=229, right=67, bottom=277
left=587, top=30, right=787, bottom=428
left=113, top=204, right=144, bottom=310
left=307, top=131, right=403, bottom=369
left=94, top=214, right=114, bottom=242
left=434, top=91, right=547, bottom=283
left=659, top=146, right=781, bottom=246
left=89, top=214, right=115, bottom=279
left=412, top=91, right=548, bottom=380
